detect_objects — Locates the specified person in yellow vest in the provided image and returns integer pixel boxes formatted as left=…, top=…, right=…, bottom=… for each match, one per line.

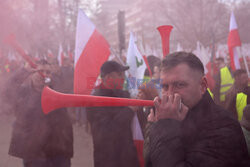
left=213, top=56, right=234, bottom=107
left=225, top=69, right=249, bottom=120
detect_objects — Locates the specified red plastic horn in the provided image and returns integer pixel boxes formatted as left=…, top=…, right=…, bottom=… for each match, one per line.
left=5, top=34, right=45, bottom=78
left=157, top=25, right=173, bottom=57
left=5, top=34, right=37, bottom=68
left=42, top=86, right=154, bottom=114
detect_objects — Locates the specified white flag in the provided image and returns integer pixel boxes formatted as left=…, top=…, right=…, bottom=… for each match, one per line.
left=126, top=32, right=146, bottom=96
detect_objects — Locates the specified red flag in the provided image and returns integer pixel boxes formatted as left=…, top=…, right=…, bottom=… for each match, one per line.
left=74, top=10, right=110, bottom=95
left=227, top=12, right=241, bottom=70
left=132, top=114, right=144, bottom=167
left=157, top=25, right=173, bottom=57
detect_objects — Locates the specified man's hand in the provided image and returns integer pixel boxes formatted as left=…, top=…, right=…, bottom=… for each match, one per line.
left=147, top=108, right=157, bottom=122
left=152, top=93, right=189, bottom=121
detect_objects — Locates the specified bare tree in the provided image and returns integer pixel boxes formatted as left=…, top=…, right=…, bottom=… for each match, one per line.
left=234, top=1, right=250, bottom=43
left=1, top=0, right=101, bottom=57
left=153, top=0, right=230, bottom=49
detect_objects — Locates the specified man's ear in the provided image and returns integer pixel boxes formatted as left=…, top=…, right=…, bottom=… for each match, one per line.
left=201, top=76, right=208, bottom=94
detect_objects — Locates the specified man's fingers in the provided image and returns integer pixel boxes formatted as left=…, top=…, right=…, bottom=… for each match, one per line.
left=162, top=93, right=168, bottom=104
left=148, top=108, right=156, bottom=122
left=178, top=103, right=189, bottom=121
left=168, top=94, right=174, bottom=103
left=154, top=96, right=161, bottom=112
left=173, top=93, right=181, bottom=110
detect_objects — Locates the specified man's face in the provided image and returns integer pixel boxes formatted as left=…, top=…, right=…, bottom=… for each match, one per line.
left=31, top=64, right=52, bottom=90
left=160, top=64, right=207, bottom=109
left=137, top=89, right=146, bottom=100
left=237, top=73, right=248, bottom=88
left=104, top=71, right=125, bottom=89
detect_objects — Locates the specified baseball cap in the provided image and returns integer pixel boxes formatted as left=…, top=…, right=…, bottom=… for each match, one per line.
left=100, top=61, right=129, bottom=78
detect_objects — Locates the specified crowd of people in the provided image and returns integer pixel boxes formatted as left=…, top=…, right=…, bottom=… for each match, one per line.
left=1, top=50, right=250, bottom=167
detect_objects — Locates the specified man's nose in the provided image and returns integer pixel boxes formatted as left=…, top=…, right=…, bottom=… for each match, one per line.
left=163, top=86, right=175, bottom=96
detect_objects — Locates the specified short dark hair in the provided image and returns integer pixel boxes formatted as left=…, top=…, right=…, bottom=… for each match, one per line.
left=161, top=52, right=204, bottom=75
left=233, top=69, right=247, bottom=78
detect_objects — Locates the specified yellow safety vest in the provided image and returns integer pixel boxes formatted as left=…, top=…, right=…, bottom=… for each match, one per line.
left=236, top=92, right=247, bottom=121
left=207, top=88, right=214, bottom=99
left=220, top=67, right=234, bottom=102
left=143, top=76, right=151, bottom=83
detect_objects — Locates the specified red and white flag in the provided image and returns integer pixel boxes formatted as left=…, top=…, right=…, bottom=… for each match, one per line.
left=227, top=12, right=241, bottom=70
left=47, top=49, right=53, bottom=58
left=132, top=113, right=144, bottom=167
left=57, top=44, right=64, bottom=66
left=74, top=10, right=110, bottom=94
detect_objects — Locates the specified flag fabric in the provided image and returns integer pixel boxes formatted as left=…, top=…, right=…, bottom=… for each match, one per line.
left=126, top=32, right=146, bottom=96
left=227, top=12, right=241, bottom=70
left=57, top=44, right=64, bottom=66
left=131, top=113, right=144, bottom=167
left=193, top=42, right=215, bottom=89
left=47, top=50, right=53, bottom=58
left=176, top=43, right=183, bottom=52
left=74, top=9, right=110, bottom=95
left=194, top=42, right=210, bottom=73
left=126, top=32, right=145, bottom=167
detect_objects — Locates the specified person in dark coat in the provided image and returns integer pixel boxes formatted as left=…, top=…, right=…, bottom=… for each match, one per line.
left=4, top=60, right=73, bottom=167
left=240, top=105, right=250, bottom=156
left=144, top=52, right=250, bottom=167
left=86, top=61, right=140, bottom=167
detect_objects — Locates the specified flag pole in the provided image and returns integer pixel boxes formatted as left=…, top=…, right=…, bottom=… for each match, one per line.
left=110, top=47, right=126, bottom=66
left=238, top=47, right=250, bottom=78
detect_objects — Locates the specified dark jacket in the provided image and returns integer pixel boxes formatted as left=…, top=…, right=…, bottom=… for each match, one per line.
left=145, top=91, right=250, bottom=167
left=7, top=68, right=73, bottom=159
left=86, top=84, right=140, bottom=167
left=8, top=84, right=49, bottom=159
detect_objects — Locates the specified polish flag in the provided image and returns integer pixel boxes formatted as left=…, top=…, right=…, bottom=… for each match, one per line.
left=227, top=12, right=241, bottom=70
left=132, top=113, right=144, bottom=167
left=74, top=10, right=110, bottom=94
left=47, top=50, right=53, bottom=58
left=57, top=44, right=64, bottom=66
